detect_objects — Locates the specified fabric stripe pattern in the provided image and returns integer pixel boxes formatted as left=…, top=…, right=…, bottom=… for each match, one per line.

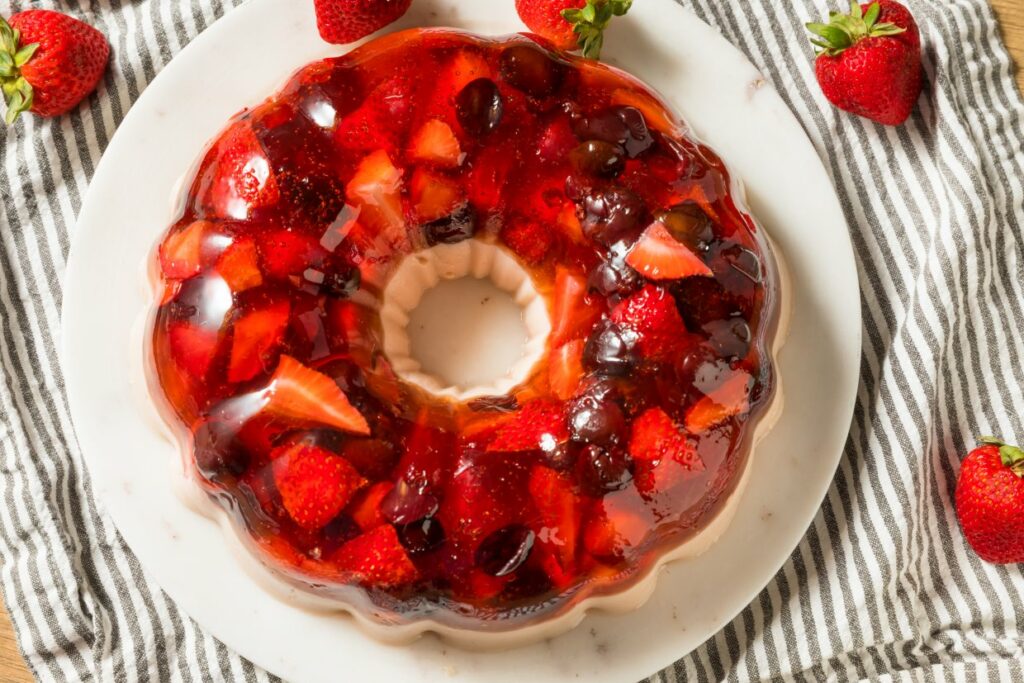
left=0, top=0, right=1021, bottom=681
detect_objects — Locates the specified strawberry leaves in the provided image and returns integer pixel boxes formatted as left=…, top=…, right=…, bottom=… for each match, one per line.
left=561, top=0, right=632, bottom=59
left=0, top=16, right=37, bottom=124
left=979, top=435, right=1024, bottom=477
left=806, top=1, right=906, bottom=57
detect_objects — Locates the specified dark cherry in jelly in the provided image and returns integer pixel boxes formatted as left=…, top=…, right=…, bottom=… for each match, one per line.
left=149, top=29, right=780, bottom=631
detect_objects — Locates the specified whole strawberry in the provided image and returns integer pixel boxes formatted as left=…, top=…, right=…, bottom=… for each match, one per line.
left=955, top=436, right=1024, bottom=564
left=314, top=0, right=412, bottom=45
left=806, top=1, right=922, bottom=125
left=0, top=10, right=109, bottom=124
left=516, top=0, right=632, bottom=59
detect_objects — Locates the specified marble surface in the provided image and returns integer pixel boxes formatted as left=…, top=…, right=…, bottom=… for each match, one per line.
left=60, top=0, right=861, bottom=680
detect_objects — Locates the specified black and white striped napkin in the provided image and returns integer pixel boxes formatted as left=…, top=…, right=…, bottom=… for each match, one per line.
left=1, top=0, right=1022, bottom=680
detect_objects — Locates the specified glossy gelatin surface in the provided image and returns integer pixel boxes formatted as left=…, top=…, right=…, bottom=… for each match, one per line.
left=148, top=28, right=782, bottom=632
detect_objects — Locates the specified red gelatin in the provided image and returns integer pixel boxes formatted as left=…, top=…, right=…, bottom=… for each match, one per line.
left=147, top=29, right=783, bottom=633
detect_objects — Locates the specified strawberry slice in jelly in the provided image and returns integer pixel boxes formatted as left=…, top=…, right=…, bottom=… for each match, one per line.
left=626, top=220, right=713, bottom=281
left=685, top=369, right=753, bottom=433
left=216, top=238, right=263, bottom=292
left=263, top=355, right=370, bottom=435
left=331, top=524, right=419, bottom=587
left=408, top=119, right=463, bottom=168
left=227, top=300, right=291, bottom=383
left=272, top=443, right=366, bottom=531
left=200, top=119, right=280, bottom=219
left=346, top=150, right=407, bottom=249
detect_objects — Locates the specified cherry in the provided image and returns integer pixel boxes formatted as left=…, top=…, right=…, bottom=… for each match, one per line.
left=380, top=478, right=440, bottom=526
left=575, top=106, right=654, bottom=158
left=569, top=140, right=625, bottom=178
left=320, top=265, right=361, bottom=299
left=580, top=187, right=646, bottom=246
left=578, top=444, right=633, bottom=495
left=456, top=78, right=503, bottom=136
left=568, top=391, right=627, bottom=445
left=583, top=320, right=639, bottom=375
left=499, top=44, right=564, bottom=96
left=703, top=317, right=751, bottom=359
left=398, top=518, right=445, bottom=554
left=655, top=203, right=714, bottom=252
left=588, top=255, right=642, bottom=297
left=423, top=204, right=477, bottom=246
left=476, top=525, right=535, bottom=577
left=193, top=419, right=249, bottom=480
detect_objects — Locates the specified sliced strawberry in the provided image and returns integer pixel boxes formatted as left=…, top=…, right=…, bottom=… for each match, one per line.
left=331, top=524, right=418, bottom=587
left=348, top=481, right=395, bottom=532
left=500, top=217, right=552, bottom=265
left=263, top=355, right=371, bottom=435
left=168, top=322, right=219, bottom=380
left=630, top=407, right=705, bottom=496
left=271, top=443, right=366, bottom=530
left=487, top=400, right=569, bottom=453
left=528, top=465, right=581, bottom=586
left=550, top=266, right=603, bottom=346
left=205, top=120, right=279, bottom=219
left=583, top=498, right=650, bottom=559
left=625, top=220, right=712, bottom=281
left=556, top=201, right=585, bottom=244
left=537, top=116, right=577, bottom=163
left=217, top=238, right=263, bottom=292
left=409, top=168, right=464, bottom=223
left=227, top=301, right=291, bottom=383
left=685, top=369, right=753, bottom=433
left=259, top=229, right=326, bottom=279
left=468, top=140, right=515, bottom=211
left=549, top=339, right=585, bottom=401
left=334, top=77, right=416, bottom=153
left=346, top=150, right=407, bottom=249
left=159, top=220, right=210, bottom=280
left=408, top=119, right=463, bottom=168
left=610, top=284, right=690, bottom=362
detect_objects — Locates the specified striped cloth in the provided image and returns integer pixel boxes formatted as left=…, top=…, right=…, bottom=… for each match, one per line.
left=0, top=0, right=1022, bottom=680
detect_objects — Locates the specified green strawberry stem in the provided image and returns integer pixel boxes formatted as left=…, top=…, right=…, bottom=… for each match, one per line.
left=979, top=435, right=1024, bottom=477
left=806, top=1, right=906, bottom=57
left=561, top=0, right=632, bottom=60
left=0, top=15, right=39, bottom=124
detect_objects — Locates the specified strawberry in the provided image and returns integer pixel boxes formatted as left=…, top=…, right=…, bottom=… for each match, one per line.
left=263, top=355, right=371, bottom=435
left=537, top=117, right=577, bottom=163
left=408, top=119, right=463, bottom=168
left=313, top=0, right=412, bottom=45
left=201, top=119, right=280, bottom=219
left=625, top=220, right=713, bottom=281
left=583, top=496, right=649, bottom=559
left=346, top=150, right=407, bottom=249
left=159, top=220, right=211, bottom=280
left=684, top=369, right=752, bottom=433
left=334, top=76, right=416, bottom=152
left=409, top=168, right=464, bottom=223
left=629, top=407, right=704, bottom=495
left=331, top=524, right=418, bottom=587
left=168, top=322, right=219, bottom=380
left=227, top=301, right=291, bottom=383
left=500, top=217, right=553, bottom=265
left=348, top=481, right=394, bottom=531
left=216, top=238, right=263, bottom=292
left=549, top=339, right=585, bottom=401
left=515, top=0, right=632, bottom=58
left=258, top=229, right=326, bottom=279
left=487, top=400, right=569, bottom=453
left=528, top=465, right=580, bottom=585
left=610, top=284, right=690, bottom=362
left=0, top=10, right=109, bottom=123
left=550, top=267, right=603, bottom=346
left=271, top=443, right=365, bottom=530
left=956, top=437, right=1024, bottom=564
left=806, top=1, right=922, bottom=126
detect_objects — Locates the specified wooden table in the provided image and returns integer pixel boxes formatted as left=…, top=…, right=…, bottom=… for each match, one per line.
left=0, top=4, right=1020, bottom=682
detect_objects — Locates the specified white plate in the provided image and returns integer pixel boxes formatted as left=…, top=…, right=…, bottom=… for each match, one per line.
left=62, top=0, right=861, bottom=680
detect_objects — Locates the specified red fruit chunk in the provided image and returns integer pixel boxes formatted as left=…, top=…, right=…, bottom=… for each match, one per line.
left=159, top=220, right=210, bottom=280
left=228, top=301, right=291, bottom=383
left=528, top=465, right=580, bottom=586
left=956, top=438, right=1024, bottom=564
left=168, top=322, right=219, bottom=380
left=685, top=370, right=752, bottom=433
left=408, top=120, right=463, bottom=168
left=610, top=284, right=690, bottom=362
left=468, top=141, right=515, bottom=211
left=205, top=120, right=279, bottom=219
left=500, top=217, right=552, bottom=265
left=272, top=443, right=366, bottom=530
left=348, top=481, right=394, bottom=531
left=314, top=0, right=412, bottom=45
left=625, top=220, right=713, bottom=280
left=409, top=168, right=464, bottom=223
left=331, top=524, right=418, bottom=587
left=629, top=408, right=704, bottom=495
left=217, top=238, right=263, bottom=292
left=514, top=0, right=585, bottom=51
left=537, top=117, right=577, bottom=163
left=487, top=400, right=569, bottom=453
left=583, top=493, right=650, bottom=559
left=259, top=230, right=326, bottom=279
left=550, top=266, right=602, bottom=346
left=263, top=355, right=371, bottom=435
left=549, top=339, right=585, bottom=401
left=346, top=150, right=406, bottom=249
left=335, top=77, right=416, bottom=152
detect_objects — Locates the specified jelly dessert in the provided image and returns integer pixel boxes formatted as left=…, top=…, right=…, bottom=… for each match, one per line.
left=147, top=28, right=783, bottom=639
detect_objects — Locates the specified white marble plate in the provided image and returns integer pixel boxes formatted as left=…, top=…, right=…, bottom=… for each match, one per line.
left=62, top=0, right=861, bottom=680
